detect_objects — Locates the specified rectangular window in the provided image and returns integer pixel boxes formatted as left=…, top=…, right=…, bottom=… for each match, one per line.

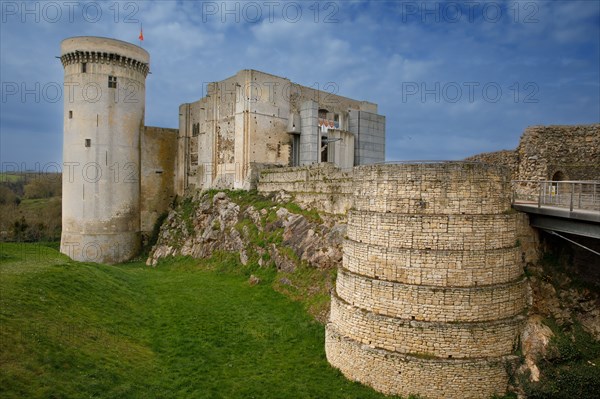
left=108, top=76, right=117, bottom=88
left=192, top=123, right=200, bottom=137
left=85, top=139, right=91, bottom=147
left=69, top=110, right=73, bottom=119
left=82, top=63, right=87, bottom=73
left=291, top=135, right=300, bottom=166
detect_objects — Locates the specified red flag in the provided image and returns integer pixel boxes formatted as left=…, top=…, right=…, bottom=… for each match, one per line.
left=138, top=25, right=144, bottom=41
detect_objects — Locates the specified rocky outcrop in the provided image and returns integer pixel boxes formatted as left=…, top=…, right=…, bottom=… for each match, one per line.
left=520, top=315, right=555, bottom=382
left=525, top=261, right=600, bottom=340
left=514, top=259, right=600, bottom=395
left=146, top=191, right=345, bottom=272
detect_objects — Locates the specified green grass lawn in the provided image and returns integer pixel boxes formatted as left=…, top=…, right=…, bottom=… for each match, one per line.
left=0, top=243, right=399, bottom=399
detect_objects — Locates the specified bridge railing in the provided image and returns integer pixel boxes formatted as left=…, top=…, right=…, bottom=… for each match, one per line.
left=512, top=180, right=600, bottom=212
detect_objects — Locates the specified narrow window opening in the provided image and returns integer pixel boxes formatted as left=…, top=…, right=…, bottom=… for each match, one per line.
left=108, top=76, right=117, bottom=88
left=69, top=110, right=73, bottom=119
left=82, top=63, right=87, bottom=73
left=85, top=139, right=91, bottom=147
left=97, top=114, right=99, bottom=126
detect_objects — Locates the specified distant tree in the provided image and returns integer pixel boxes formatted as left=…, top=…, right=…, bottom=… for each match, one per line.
left=23, top=174, right=61, bottom=199
left=12, top=217, right=29, bottom=241
left=0, top=185, right=19, bottom=205
left=6, top=179, right=26, bottom=196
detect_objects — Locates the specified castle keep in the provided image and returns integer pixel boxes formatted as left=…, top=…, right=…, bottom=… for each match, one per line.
left=177, top=69, right=385, bottom=192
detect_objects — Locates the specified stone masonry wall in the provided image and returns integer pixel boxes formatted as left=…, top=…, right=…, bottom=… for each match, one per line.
left=464, top=149, right=518, bottom=180
left=257, top=163, right=353, bottom=215
left=325, top=328, right=513, bottom=399
left=325, top=163, right=527, bottom=399
left=141, top=126, right=178, bottom=236
left=517, top=124, right=600, bottom=182
left=466, top=124, right=600, bottom=197
left=329, top=294, right=523, bottom=358
left=344, top=241, right=521, bottom=286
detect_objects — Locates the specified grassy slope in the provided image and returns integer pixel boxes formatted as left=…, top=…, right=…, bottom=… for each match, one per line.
left=0, top=243, right=398, bottom=399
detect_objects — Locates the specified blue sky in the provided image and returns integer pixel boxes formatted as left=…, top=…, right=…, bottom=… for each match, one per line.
left=1, top=0, right=599, bottom=170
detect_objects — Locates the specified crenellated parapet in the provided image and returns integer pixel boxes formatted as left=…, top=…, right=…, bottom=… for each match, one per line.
left=60, top=50, right=149, bottom=76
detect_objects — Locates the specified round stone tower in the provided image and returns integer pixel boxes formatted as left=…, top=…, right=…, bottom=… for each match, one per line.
left=60, top=37, right=149, bottom=263
left=325, top=162, right=527, bottom=399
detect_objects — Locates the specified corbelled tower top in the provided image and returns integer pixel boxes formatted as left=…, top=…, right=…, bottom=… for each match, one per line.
left=60, top=36, right=149, bottom=76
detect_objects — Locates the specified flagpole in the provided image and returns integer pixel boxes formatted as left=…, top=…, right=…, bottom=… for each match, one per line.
left=138, top=23, right=144, bottom=47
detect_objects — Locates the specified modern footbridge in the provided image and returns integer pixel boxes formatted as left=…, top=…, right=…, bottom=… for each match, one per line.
left=512, top=181, right=600, bottom=254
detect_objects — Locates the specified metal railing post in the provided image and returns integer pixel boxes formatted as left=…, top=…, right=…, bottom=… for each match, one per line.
left=538, top=182, right=543, bottom=208
left=570, top=182, right=574, bottom=212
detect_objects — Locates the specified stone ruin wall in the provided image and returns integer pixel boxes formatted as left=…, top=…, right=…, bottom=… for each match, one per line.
left=319, top=163, right=527, bottom=398
left=140, top=126, right=178, bottom=237
left=466, top=124, right=600, bottom=197
left=517, top=124, right=599, bottom=181
left=258, top=162, right=528, bottom=398
left=464, top=149, right=519, bottom=180
left=257, top=163, right=354, bottom=215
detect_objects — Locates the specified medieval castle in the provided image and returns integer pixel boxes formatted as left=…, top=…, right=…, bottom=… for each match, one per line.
left=59, top=37, right=599, bottom=398
left=59, top=36, right=384, bottom=264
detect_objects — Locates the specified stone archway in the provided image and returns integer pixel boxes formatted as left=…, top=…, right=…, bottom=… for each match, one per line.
left=550, top=171, right=568, bottom=201
left=552, top=170, right=566, bottom=181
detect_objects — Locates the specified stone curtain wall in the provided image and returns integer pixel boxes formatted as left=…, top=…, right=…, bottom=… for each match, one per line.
left=516, top=124, right=600, bottom=188
left=464, top=149, right=519, bottom=180
left=325, top=163, right=527, bottom=399
left=257, top=163, right=354, bottom=215
left=140, top=126, right=178, bottom=236
left=466, top=124, right=600, bottom=196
